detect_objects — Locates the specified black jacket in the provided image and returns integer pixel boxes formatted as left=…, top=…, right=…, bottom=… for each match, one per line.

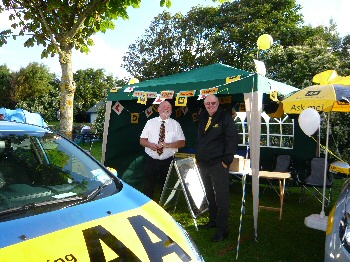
left=196, top=107, right=238, bottom=167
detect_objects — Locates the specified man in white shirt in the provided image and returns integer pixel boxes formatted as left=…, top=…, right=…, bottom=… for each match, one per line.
left=140, top=101, right=185, bottom=199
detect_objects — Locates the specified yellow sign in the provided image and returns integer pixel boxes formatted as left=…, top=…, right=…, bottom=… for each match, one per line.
left=239, top=103, right=246, bottom=112
left=175, top=97, right=187, bottom=107
left=200, top=88, right=218, bottom=95
left=219, top=96, right=232, bottom=104
left=133, top=91, right=145, bottom=97
left=137, top=93, right=147, bottom=105
left=178, top=91, right=195, bottom=97
left=146, top=92, right=157, bottom=98
left=226, top=75, right=241, bottom=84
left=131, top=113, right=139, bottom=123
left=110, top=87, right=122, bottom=93
left=161, top=91, right=174, bottom=99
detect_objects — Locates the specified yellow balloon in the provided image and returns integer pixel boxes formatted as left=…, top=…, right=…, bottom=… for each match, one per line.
left=128, top=78, right=139, bottom=85
left=257, top=34, right=273, bottom=50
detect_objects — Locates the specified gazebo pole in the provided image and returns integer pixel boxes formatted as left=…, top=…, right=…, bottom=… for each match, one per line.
left=321, top=112, right=330, bottom=218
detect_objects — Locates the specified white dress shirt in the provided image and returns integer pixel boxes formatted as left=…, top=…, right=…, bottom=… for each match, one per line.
left=140, top=116, right=185, bottom=160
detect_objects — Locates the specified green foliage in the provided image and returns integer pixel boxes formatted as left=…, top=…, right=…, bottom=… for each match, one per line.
left=122, top=0, right=305, bottom=79
left=0, top=0, right=137, bottom=55
left=12, top=62, right=56, bottom=102
left=73, top=68, right=116, bottom=122
left=92, top=101, right=106, bottom=138
left=12, top=63, right=60, bottom=121
left=0, top=65, right=16, bottom=108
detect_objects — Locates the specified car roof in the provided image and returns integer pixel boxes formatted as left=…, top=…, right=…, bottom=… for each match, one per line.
left=0, top=120, right=50, bottom=136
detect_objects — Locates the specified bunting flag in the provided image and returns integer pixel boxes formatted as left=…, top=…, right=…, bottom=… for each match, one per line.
left=153, top=95, right=165, bottom=104
left=137, top=93, right=147, bottom=105
left=131, top=113, right=139, bottom=123
left=145, top=106, right=153, bottom=118
left=197, top=94, right=206, bottom=100
left=112, top=101, right=124, bottom=115
left=200, top=87, right=218, bottom=96
left=124, top=86, right=135, bottom=92
left=111, top=74, right=259, bottom=123
left=161, top=91, right=174, bottom=99
left=178, top=90, right=196, bottom=97
left=175, top=96, right=187, bottom=106
left=146, top=92, right=157, bottom=99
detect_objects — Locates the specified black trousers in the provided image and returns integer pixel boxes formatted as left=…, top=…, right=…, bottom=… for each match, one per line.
left=143, top=155, right=173, bottom=200
left=198, top=162, right=230, bottom=233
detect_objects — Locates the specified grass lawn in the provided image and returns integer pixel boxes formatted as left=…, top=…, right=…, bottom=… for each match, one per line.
left=85, top=141, right=341, bottom=261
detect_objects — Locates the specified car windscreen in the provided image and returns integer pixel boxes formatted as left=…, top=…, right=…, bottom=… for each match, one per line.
left=0, top=132, right=117, bottom=214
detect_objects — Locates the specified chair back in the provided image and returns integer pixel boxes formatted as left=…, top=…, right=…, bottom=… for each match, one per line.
left=273, top=155, right=291, bottom=172
left=305, top=157, right=332, bottom=186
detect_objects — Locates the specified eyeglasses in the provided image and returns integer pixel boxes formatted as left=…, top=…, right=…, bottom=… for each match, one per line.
left=205, top=101, right=218, bottom=106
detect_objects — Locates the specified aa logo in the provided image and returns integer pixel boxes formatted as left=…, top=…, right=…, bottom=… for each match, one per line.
left=83, top=215, right=191, bottom=261
left=176, top=96, right=187, bottom=106
left=305, top=91, right=321, bottom=96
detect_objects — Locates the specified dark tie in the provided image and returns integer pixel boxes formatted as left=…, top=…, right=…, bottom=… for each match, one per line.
left=157, top=121, right=165, bottom=155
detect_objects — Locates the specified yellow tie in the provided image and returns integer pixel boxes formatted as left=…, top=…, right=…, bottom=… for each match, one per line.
left=205, top=117, right=212, bottom=131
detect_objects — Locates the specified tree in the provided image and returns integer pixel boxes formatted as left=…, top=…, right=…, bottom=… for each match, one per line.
left=0, top=0, right=176, bottom=137
left=122, top=0, right=305, bottom=79
left=73, top=68, right=117, bottom=122
left=0, top=65, right=15, bottom=108
left=13, top=62, right=60, bottom=121
left=12, top=62, right=55, bottom=102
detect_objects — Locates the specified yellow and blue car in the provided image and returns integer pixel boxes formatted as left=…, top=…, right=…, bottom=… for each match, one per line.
left=0, top=121, right=204, bottom=261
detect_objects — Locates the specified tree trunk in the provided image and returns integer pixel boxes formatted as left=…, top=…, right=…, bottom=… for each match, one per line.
left=59, top=49, right=75, bottom=138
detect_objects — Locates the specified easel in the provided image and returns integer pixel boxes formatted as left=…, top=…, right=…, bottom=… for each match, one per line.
left=159, top=157, right=208, bottom=231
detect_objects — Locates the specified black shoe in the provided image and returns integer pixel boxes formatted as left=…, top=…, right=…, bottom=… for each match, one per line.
left=198, top=221, right=216, bottom=229
left=211, top=231, right=228, bottom=242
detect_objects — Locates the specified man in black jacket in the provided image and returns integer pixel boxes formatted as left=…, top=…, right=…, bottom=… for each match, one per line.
left=196, top=94, right=238, bottom=242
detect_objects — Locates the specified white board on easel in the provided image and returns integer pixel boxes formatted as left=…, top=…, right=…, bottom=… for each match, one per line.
left=159, top=157, right=208, bottom=230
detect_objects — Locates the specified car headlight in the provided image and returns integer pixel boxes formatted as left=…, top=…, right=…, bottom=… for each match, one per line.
left=177, top=223, right=205, bottom=262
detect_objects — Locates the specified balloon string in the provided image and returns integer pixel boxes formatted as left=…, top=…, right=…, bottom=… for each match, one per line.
left=311, top=136, right=346, bottom=162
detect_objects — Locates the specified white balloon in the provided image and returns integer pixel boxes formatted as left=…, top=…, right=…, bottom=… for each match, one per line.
left=298, top=108, right=320, bottom=136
